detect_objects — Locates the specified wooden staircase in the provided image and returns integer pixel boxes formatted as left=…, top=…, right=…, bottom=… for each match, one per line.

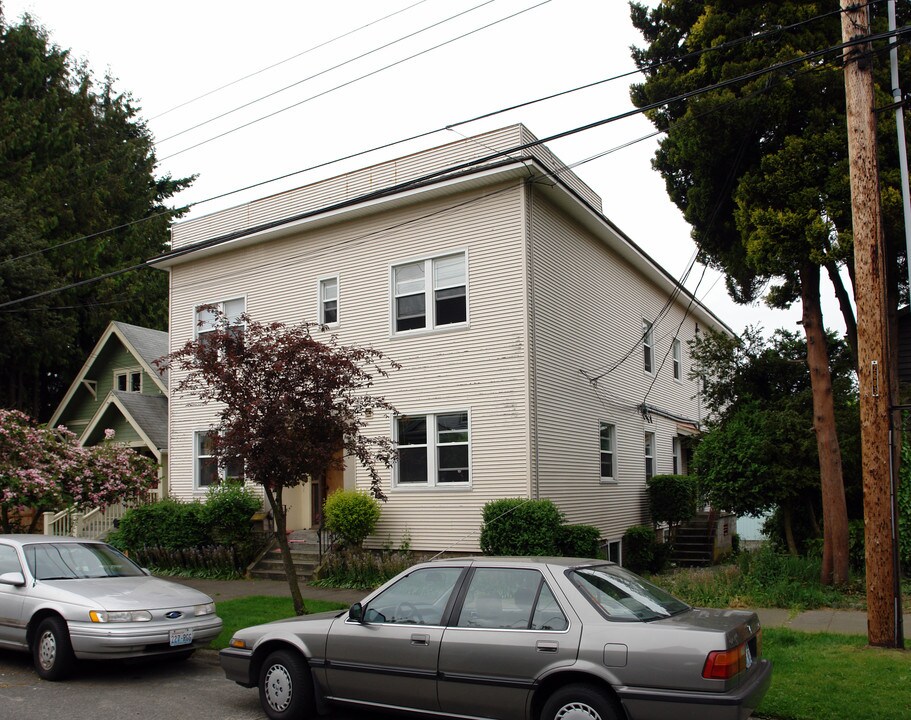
left=248, top=530, right=322, bottom=581
left=670, top=513, right=715, bottom=567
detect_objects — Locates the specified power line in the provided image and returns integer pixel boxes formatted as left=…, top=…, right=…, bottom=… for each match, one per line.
left=149, top=0, right=436, bottom=121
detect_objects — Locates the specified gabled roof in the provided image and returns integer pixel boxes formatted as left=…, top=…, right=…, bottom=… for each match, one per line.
left=48, top=321, right=169, bottom=429
left=81, top=390, right=169, bottom=456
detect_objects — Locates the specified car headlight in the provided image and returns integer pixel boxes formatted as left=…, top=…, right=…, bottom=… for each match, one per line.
left=194, top=602, right=216, bottom=616
left=229, top=637, right=248, bottom=649
left=89, top=610, right=153, bottom=623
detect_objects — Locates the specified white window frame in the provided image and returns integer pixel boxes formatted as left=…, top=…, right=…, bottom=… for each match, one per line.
left=599, top=421, right=616, bottom=483
left=673, top=436, right=683, bottom=475
left=195, top=297, right=246, bottom=342
left=605, top=539, right=622, bottom=566
left=394, top=410, right=471, bottom=488
left=114, top=368, right=142, bottom=393
left=672, top=338, right=682, bottom=381
left=643, top=319, right=654, bottom=374
left=193, top=430, right=244, bottom=491
left=318, top=276, right=339, bottom=326
left=645, top=431, right=655, bottom=481
left=391, top=251, right=468, bottom=335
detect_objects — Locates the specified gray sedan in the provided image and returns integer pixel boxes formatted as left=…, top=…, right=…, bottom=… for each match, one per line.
left=0, top=535, right=222, bottom=680
left=220, top=556, right=771, bottom=720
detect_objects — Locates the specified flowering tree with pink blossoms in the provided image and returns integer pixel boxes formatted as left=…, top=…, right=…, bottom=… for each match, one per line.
left=0, top=409, right=157, bottom=533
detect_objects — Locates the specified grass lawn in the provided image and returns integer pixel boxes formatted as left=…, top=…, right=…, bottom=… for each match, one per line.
left=212, top=595, right=348, bottom=650
left=758, top=628, right=911, bottom=720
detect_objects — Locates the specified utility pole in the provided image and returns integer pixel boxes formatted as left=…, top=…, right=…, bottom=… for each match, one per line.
left=840, top=1, right=903, bottom=648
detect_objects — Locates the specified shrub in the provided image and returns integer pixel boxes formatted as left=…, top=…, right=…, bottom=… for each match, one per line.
left=323, top=489, right=381, bottom=547
left=647, top=474, right=698, bottom=532
left=479, top=498, right=564, bottom=556
left=313, top=547, right=415, bottom=589
left=623, top=524, right=670, bottom=574
left=203, top=481, right=261, bottom=546
left=557, top=524, right=601, bottom=558
left=114, top=498, right=209, bottom=550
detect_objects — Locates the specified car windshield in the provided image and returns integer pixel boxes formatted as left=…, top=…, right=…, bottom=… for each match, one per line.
left=25, top=542, right=145, bottom=580
left=569, top=564, right=690, bottom=622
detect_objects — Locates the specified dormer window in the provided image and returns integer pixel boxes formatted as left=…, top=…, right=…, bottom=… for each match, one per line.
left=114, top=370, right=142, bottom=393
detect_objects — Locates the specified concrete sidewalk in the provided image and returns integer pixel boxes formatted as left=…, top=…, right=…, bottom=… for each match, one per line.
left=170, top=576, right=908, bottom=635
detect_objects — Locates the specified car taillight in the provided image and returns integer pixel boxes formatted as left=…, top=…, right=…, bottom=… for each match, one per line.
left=703, top=638, right=751, bottom=680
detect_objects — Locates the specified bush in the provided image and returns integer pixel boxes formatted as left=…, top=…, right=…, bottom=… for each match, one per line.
left=313, top=548, right=415, bottom=589
left=203, top=481, right=262, bottom=546
left=479, top=498, right=564, bottom=556
left=647, top=474, right=698, bottom=530
left=323, top=489, right=381, bottom=547
left=557, top=524, right=601, bottom=558
left=623, top=524, right=670, bottom=574
left=113, top=498, right=209, bottom=550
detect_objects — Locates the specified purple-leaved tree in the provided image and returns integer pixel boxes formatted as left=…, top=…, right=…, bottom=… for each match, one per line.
left=158, top=309, right=399, bottom=615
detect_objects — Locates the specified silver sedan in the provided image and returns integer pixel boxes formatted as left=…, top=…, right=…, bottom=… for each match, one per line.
left=220, top=556, right=771, bottom=720
left=0, top=535, right=222, bottom=680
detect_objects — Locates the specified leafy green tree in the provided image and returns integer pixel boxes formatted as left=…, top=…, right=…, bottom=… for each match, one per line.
left=0, top=11, right=192, bottom=417
left=628, top=1, right=908, bottom=584
left=690, top=327, right=860, bottom=555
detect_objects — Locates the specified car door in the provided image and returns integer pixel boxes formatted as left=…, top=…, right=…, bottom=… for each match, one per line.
left=0, top=543, right=27, bottom=649
left=324, top=566, right=464, bottom=712
left=437, top=567, right=582, bottom=720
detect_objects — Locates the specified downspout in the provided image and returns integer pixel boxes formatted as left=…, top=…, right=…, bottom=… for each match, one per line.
left=525, top=177, right=541, bottom=500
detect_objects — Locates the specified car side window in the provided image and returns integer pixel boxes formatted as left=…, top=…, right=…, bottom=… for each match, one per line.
left=0, top=545, right=22, bottom=575
left=363, top=567, right=463, bottom=626
left=455, top=568, right=568, bottom=631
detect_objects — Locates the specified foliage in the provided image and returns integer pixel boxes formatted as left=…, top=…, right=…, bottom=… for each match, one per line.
left=479, top=498, right=565, bottom=556
left=556, top=524, right=601, bottom=558
left=157, top=308, right=400, bottom=615
left=313, top=548, right=416, bottom=590
left=0, top=12, right=192, bottom=417
left=622, top=524, right=670, bottom=574
left=202, top=481, right=262, bottom=547
left=112, top=499, right=209, bottom=551
left=899, top=436, right=911, bottom=574
left=646, top=474, right=698, bottom=530
left=323, top=489, right=381, bottom=547
left=0, top=408, right=157, bottom=532
left=212, top=596, right=349, bottom=650
left=128, top=545, right=252, bottom=580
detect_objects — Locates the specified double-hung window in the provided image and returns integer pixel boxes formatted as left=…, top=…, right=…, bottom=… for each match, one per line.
left=396, top=411, right=470, bottom=487
left=196, top=298, right=245, bottom=345
left=599, top=422, right=615, bottom=482
left=673, top=436, right=683, bottom=475
left=319, top=277, right=339, bottom=325
left=195, top=431, right=244, bottom=489
left=644, top=432, right=655, bottom=481
left=643, top=320, right=654, bottom=373
left=672, top=338, right=682, bottom=381
left=393, top=253, right=466, bottom=333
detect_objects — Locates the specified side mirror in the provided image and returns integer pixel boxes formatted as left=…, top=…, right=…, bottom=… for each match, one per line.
left=349, top=603, right=364, bottom=623
left=0, top=572, right=25, bottom=587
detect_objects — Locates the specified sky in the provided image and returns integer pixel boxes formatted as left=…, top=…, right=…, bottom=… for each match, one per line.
left=2, top=0, right=849, bottom=336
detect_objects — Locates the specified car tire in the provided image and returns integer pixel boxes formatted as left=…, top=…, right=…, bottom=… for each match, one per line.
left=540, top=683, right=622, bottom=720
left=32, top=616, right=76, bottom=681
left=258, top=649, right=314, bottom=720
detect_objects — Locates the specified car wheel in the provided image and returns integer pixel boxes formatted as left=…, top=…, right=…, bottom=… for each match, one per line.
left=540, top=683, right=622, bottom=720
left=32, top=616, right=76, bottom=681
left=258, top=649, right=314, bottom=720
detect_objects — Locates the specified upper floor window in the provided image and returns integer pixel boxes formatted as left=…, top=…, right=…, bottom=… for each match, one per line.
left=396, top=411, right=470, bottom=487
left=195, top=431, right=244, bottom=489
left=114, top=369, right=142, bottom=393
left=319, top=277, right=339, bottom=325
left=196, top=298, right=245, bottom=345
left=672, top=436, right=683, bottom=475
left=672, top=338, right=682, bottom=381
left=393, top=253, right=466, bottom=333
left=599, top=422, right=615, bottom=482
left=643, top=320, right=654, bottom=373
left=645, top=432, right=655, bottom=481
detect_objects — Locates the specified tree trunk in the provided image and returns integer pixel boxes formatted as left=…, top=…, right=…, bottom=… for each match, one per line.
left=263, top=484, right=308, bottom=615
left=782, top=503, right=798, bottom=556
left=800, top=262, right=850, bottom=585
left=806, top=497, right=821, bottom=538
left=824, top=259, right=858, bottom=367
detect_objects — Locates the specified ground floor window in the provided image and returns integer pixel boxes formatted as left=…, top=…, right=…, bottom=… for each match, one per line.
left=396, top=411, right=470, bottom=487
left=194, top=431, right=244, bottom=489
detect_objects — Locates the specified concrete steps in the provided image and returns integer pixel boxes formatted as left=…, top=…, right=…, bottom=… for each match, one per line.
left=670, top=516, right=714, bottom=566
left=248, top=530, right=322, bottom=581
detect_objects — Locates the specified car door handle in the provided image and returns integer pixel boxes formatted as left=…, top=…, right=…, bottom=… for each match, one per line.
left=536, top=640, right=559, bottom=653
left=411, top=634, right=430, bottom=646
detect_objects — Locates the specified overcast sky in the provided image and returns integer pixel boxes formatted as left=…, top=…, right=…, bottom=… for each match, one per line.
left=3, top=0, right=850, bottom=336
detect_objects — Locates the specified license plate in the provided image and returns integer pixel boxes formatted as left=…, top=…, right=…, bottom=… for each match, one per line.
left=745, top=644, right=753, bottom=669
left=169, top=628, right=193, bottom=647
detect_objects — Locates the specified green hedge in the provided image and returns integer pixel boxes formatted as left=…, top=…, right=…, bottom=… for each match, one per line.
left=323, top=489, right=381, bottom=547
left=557, top=524, right=602, bottom=557
left=479, top=499, right=602, bottom=558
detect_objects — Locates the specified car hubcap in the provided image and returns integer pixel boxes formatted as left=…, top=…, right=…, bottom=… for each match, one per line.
left=38, top=631, right=57, bottom=670
left=555, top=702, right=602, bottom=720
left=264, top=663, right=292, bottom=712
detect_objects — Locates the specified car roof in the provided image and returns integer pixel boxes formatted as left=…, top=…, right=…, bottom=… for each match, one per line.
left=0, top=535, right=105, bottom=547
left=430, top=556, right=613, bottom=570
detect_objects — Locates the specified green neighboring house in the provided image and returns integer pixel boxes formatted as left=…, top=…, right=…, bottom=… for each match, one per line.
left=48, top=321, right=169, bottom=495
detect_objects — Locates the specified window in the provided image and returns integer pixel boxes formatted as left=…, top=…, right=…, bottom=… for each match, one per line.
left=672, top=338, right=682, bottom=380
left=644, top=432, right=655, bottom=481
left=195, top=431, right=244, bottom=489
left=672, top=436, right=683, bottom=475
left=393, top=253, right=466, bottom=333
left=599, top=422, right=615, bottom=481
left=319, top=277, right=338, bottom=325
left=0, top=544, right=22, bottom=575
left=643, top=320, right=654, bottom=373
left=114, top=369, right=142, bottom=393
left=359, top=566, right=463, bottom=625
left=196, top=297, right=245, bottom=344
left=455, top=567, right=567, bottom=631
left=396, top=411, right=470, bottom=487
left=605, top=539, right=621, bottom=565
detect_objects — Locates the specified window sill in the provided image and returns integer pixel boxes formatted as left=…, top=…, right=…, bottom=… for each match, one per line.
left=390, top=322, right=470, bottom=341
left=599, top=478, right=618, bottom=485
left=393, top=484, right=472, bottom=492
